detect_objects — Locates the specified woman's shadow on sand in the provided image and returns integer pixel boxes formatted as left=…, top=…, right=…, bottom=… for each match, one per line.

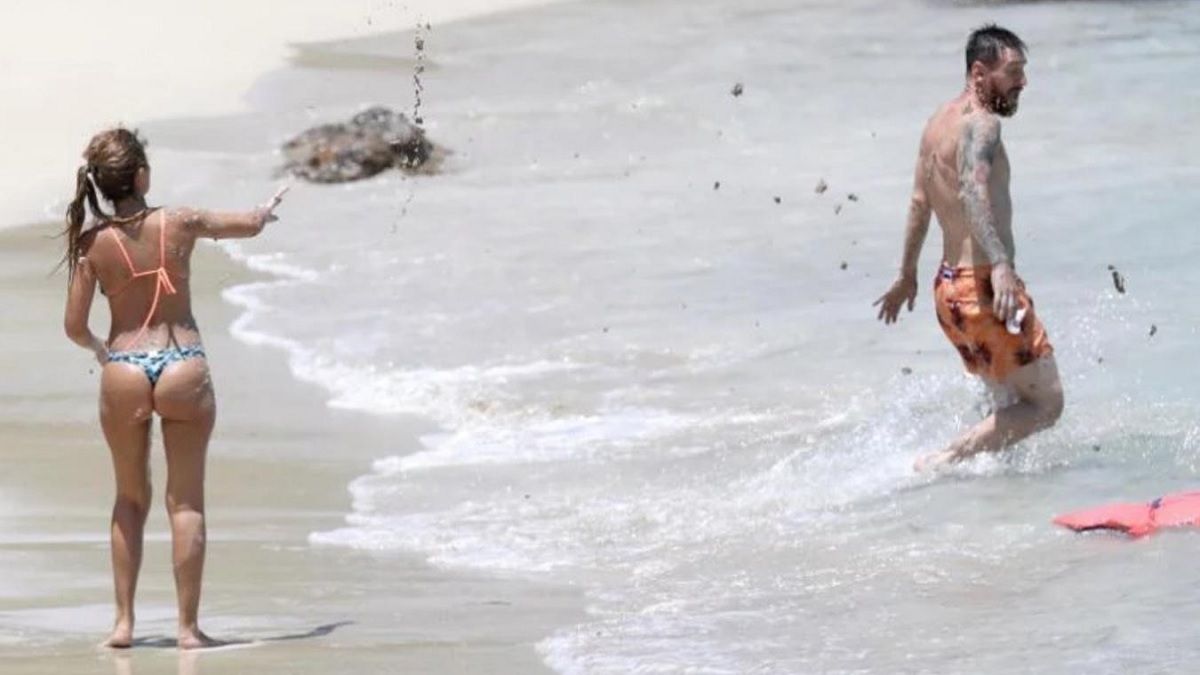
left=125, top=620, right=354, bottom=650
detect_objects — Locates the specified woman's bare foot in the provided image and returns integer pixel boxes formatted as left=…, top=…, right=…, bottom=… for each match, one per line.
left=178, top=628, right=225, bottom=650
left=102, top=618, right=134, bottom=649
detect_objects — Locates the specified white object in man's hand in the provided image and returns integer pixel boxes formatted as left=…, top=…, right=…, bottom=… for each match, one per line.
left=990, top=262, right=1018, bottom=322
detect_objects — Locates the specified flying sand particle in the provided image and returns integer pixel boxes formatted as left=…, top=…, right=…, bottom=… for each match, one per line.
left=1107, top=265, right=1126, bottom=294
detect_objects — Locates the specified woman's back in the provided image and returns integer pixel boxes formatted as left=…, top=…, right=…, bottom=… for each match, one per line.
left=84, top=209, right=199, bottom=352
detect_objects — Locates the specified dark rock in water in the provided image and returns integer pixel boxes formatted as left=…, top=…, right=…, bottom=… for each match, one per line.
left=281, top=106, right=443, bottom=183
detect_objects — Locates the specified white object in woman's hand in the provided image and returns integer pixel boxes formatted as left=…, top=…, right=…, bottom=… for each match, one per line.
left=258, top=184, right=291, bottom=224
left=267, top=184, right=290, bottom=209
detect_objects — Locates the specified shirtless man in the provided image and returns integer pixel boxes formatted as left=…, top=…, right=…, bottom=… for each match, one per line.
left=874, top=25, right=1063, bottom=471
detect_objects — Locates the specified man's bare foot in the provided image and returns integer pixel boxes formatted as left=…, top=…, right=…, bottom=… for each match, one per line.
left=101, top=619, right=134, bottom=649
left=913, top=449, right=958, bottom=473
left=178, top=628, right=225, bottom=650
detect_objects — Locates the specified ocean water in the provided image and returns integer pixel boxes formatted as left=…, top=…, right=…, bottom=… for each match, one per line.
left=97, top=0, right=1200, bottom=672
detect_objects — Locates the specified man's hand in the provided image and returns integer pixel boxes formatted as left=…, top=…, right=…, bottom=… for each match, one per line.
left=874, top=275, right=918, bottom=324
left=990, top=262, right=1018, bottom=322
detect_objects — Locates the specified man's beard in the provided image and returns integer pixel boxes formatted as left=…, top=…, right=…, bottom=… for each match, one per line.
left=979, top=82, right=1021, bottom=117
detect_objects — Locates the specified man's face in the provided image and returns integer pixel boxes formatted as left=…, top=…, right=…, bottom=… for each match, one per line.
left=975, top=48, right=1028, bottom=117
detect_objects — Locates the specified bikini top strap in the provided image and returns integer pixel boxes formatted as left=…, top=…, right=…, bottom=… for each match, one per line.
left=109, top=225, right=138, bottom=275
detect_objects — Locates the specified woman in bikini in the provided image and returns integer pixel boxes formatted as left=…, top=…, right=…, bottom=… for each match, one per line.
left=61, top=128, right=286, bottom=649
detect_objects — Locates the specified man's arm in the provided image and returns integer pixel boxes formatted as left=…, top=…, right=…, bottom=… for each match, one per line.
left=957, top=114, right=1008, bottom=265
left=899, top=150, right=933, bottom=279
left=958, top=113, right=1018, bottom=320
left=874, top=145, right=931, bottom=324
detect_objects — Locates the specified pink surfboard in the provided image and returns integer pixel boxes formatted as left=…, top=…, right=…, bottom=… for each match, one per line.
left=1054, top=491, right=1200, bottom=538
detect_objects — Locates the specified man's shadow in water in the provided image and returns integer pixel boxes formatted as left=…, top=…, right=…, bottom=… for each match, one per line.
left=126, top=620, right=355, bottom=649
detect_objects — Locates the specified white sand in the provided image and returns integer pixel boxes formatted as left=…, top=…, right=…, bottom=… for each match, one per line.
left=0, top=0, right=566, bottom=226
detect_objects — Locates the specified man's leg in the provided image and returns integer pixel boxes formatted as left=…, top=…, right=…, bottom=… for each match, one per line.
left=915, top=354, right=1064, bottom=471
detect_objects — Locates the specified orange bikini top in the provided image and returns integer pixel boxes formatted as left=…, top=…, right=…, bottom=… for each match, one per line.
left=106, top=209, right=179, bottom=346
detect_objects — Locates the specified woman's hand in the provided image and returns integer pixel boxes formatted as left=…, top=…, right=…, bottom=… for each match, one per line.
left=257, top=184, right=290, bottom=226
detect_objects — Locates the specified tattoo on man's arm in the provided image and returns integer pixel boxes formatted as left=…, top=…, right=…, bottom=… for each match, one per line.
left=958, top=116, right=1009, bottom=265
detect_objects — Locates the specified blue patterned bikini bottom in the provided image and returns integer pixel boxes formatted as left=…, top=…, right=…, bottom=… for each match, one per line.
left=107, top=345, right=207, bottom=385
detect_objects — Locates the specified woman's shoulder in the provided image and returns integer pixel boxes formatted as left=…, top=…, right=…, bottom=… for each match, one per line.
left=77, top=221, right=107, bottom=255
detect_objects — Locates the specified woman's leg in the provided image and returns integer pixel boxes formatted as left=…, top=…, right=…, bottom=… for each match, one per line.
left=99, top=363, right=156, bottom=648
left=153, top=356, right=217, bottom=649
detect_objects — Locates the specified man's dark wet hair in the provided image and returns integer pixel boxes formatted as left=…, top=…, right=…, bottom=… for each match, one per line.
left=965, top=24, right=1026, bottom=74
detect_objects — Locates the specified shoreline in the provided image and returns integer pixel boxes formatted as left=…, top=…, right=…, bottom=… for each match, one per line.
left=0, top=221, right=583, bottom=673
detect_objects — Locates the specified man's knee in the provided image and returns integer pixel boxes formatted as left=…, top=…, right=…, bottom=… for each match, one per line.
left=1037, top=385, right=1064, bottom=426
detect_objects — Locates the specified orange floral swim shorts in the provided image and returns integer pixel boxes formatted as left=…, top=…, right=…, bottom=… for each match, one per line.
left=933, top=262, right=1053, bottom=382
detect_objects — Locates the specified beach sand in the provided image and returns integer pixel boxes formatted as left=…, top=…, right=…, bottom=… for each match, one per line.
left=0, top=0, right=568, bottom=226
left=0, top=224, right=582, bottom=673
